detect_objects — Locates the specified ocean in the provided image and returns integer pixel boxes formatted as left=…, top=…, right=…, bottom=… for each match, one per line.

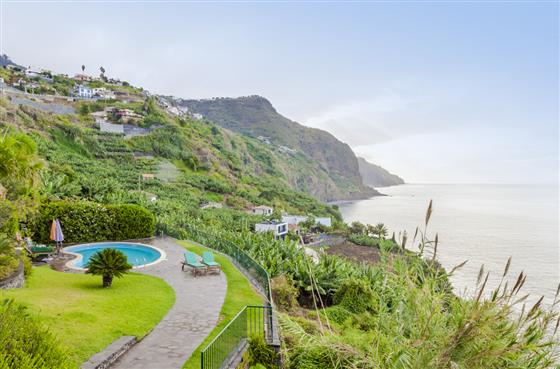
left=337, top=184, right=559, bottom=305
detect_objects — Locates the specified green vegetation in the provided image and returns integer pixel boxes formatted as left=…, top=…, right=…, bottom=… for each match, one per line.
left=179, top=241, right=263, bottom=369
left=180, top=241, right=263, bottom=367
left=0, top=267, right=175, bottom=366
left=86, top=248, right=133, bottom=287
left=0, top=299, right=74, bottom=369
left=179, top=96, right=378, bottom=201
left=0, top=64, right=558, bottom=369
left=31, top=201, right=155, bottom=244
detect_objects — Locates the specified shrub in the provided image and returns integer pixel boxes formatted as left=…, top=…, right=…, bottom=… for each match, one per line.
left=107, top=204, right=155, bottom=240
left=32, top=201, right=155, bottom=244
left=247, top=334, right=279, bottom=369
left=333, top=279, right=375, bottom=314
left=0, top=299, right=73, bottom=369
left=323, top=305, right=351, bottom=325
left=271, top=274, right=299, bottom=312
left=0, top=234, right=18, bottom=280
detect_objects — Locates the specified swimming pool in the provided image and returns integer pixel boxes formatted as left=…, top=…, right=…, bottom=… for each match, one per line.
left=65, top=242, right=165, bottom=269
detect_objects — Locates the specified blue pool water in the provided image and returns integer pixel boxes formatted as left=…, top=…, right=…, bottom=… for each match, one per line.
left=65, top=242, right=162, bottom=268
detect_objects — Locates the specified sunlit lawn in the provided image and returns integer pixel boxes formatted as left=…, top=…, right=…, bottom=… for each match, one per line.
left=0, top=267, right=175, bottom=367
left=180, top=240, right=263, bottom=369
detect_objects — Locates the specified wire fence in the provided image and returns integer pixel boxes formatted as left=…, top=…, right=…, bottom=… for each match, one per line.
left=159, top=222, right=279, bottom=369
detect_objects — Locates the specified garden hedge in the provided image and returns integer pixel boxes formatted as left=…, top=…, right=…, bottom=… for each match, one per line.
left=31, top=201, right=155, bottom=244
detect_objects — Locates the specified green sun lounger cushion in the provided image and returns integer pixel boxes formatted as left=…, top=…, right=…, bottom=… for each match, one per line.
left=31, top=246, right=54, bottom=253
left=202, top=251, right=220, bottom=267
left=184, top=252, right=205, bottom=268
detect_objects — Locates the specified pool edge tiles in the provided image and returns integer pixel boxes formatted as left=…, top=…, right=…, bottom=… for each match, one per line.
left=63, top=242, right=167, bottom=271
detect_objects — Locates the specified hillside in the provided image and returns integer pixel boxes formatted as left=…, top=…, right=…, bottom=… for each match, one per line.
left=357, top=157, right=405, bottom=187
left=178, top=96, right=382, bottom=201
left=0, top=64, right=343, bottom=232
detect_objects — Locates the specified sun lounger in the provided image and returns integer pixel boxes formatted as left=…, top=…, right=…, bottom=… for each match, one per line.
left=202, top=251, right=221, bottom=273
left=24, top=238, right=54, bottom=260
left=181, top=251, right=207, bottom=276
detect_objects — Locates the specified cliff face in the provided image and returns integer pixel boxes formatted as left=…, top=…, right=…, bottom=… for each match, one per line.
left=357, top=157, right=405, bottom=187
left=179, top=96, right=379, bottom=201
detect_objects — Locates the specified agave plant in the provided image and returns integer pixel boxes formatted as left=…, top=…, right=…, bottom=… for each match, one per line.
left=85, top=248, right=132, bottom=288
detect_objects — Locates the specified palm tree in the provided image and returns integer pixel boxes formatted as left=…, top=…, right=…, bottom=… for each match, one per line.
left=373, top=223, right=388, bottom=240
left=86, top=249, right=132, bottom=287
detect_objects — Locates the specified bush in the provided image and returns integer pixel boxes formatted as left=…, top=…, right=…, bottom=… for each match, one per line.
left=323, top=305, right=351, bottom=325
left=0, top=234, right=18, bottom=280
left=247, top=334, right=279, bottom=369
left=271, top=274, right=299, bottom=312
left=107, top=204, right=155, bottom=240
left=32, top=201, right=155, bottom=244
left=0, top=299, right=73, bottom=369
left=333, top=279, right=375, bottom=314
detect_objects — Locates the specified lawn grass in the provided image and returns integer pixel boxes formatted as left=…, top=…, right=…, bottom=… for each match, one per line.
left=0, top=267, right=175, bottom=367
left=179, top=240, right=264, bottom=369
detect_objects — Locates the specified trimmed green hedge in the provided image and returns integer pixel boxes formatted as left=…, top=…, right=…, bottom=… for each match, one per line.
left=31, top=201, right=155, bottom=244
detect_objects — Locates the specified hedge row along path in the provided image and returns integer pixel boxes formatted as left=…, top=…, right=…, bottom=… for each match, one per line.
left=110, top=237, right=227, bottom=369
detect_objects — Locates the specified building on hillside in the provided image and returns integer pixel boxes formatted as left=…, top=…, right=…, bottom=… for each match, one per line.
left=278, top=146, right=297, bottom=155
left=74, top=74, right=93, bottom=82
left=192, top=113, right=203, bottom=120
left=140, top=173, right=155, bottom=181
left=257, top=136, right=271, bottom=144
left=255, top=221, right=288, bottom=240
left=72, top=84, right=93, bottom=99
left=93, top=87, right=116, bottom=100
left=252, top=205, right=273, bottom=216
left=282, top=215, right=332, bottom=228
left=25, top=67, right=41, bottom=79
left=115, top=108, right=143, bottom=123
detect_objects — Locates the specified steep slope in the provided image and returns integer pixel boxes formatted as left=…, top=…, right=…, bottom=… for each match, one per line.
left=178, top=96, right=378, bottom=201
left=357, top=157, right=405, bottom=187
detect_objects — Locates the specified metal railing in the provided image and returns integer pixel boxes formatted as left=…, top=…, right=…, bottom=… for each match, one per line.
left=159, top=223, right=280, bottom=369
left=200, top=306, right=272, bottom=369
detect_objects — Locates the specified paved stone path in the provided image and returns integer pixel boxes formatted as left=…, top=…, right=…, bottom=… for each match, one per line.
left=110, top=237, right=227, bottom=369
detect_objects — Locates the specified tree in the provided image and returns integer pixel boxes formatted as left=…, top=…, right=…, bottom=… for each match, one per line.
left=99, top=66, right=106, bottom=81
left=86, top=248, right=132, bottom=287
left=372, top=223, right=388, bottom=240
left=348, top=221, right=366, bottom=235
left=81, top=65, right=85, bottom=73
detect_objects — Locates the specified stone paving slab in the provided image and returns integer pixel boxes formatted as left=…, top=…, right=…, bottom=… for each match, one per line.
left=110, top=237, right=227, bottom=369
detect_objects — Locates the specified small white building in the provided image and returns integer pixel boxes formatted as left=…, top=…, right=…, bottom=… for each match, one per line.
left=192, top=113, right=203, bottom=120
left=255, top=221, right=288, bottom=239
left=252, top=205, right=273, bottom=216
left=282, top=215, right=332, bottom=228
left=72, top=84, right=93, bottom=99
left=93, top=87, right=115, bottom=100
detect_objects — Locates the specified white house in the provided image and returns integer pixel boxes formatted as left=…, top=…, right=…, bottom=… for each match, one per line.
left=72, top=84, right=93, bottom=99
left=255, top=221, right=288, bottom=239
left=282, top=215, right=332, bottom=228
left=93, top=87, right=115, bottom=100
left=252, top=205, right=273, bottom=216
left=192, top=113, right=203, bottom=120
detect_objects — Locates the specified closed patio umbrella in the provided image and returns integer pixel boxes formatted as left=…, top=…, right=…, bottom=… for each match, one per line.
left=50, top=219, right=64, bottom=254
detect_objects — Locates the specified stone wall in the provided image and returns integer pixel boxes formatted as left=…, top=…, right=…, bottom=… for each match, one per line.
left=82, top=336, right=137, bottom=369
left=0, top=261, right=24, bottom=289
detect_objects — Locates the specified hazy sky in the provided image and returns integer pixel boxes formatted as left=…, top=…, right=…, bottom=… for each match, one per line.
left=1, top=1, right=558, bottom=184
